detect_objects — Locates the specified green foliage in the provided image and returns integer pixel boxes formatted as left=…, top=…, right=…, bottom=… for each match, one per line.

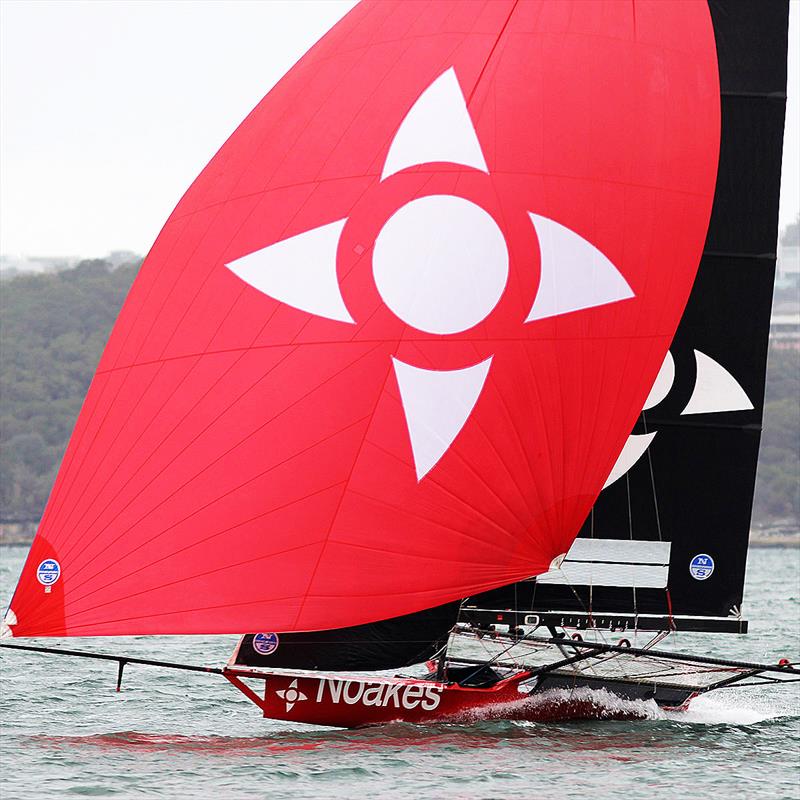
left=753, top=347, right=800, bottom=523
left=0, top=259, right=138, bottom=520
left=0, top=257, right=797, bottom=526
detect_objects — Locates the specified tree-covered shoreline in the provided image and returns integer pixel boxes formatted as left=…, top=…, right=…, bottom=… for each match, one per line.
left=0, top=258, right=798, bottom=529
left=1, top=259, right=139, bottom=521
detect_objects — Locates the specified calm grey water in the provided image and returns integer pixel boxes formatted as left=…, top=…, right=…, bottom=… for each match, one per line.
left=1, top=545, right=798, bottom=800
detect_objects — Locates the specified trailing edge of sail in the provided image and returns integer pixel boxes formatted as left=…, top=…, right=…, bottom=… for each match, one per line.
left=5, top=1, right=721, bottom=637
left=476, top=0, right=789, bottom=626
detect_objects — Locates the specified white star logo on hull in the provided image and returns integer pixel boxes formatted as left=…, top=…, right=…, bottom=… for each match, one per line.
left=275, top=679, right=308, bottom=713
left=227, top=67, right=634, bottom=481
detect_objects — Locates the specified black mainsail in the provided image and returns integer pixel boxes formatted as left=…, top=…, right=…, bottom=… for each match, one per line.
left=469, top=0, right=790, bottom=633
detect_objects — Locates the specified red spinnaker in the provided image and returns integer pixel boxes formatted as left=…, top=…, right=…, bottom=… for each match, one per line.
left=7, top=1, right=720, bottom=637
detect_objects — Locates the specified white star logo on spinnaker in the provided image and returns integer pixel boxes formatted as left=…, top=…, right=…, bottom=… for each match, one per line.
left=275, top=679, right=308, bottom=712
left=227, top=67, right=634, bottom=481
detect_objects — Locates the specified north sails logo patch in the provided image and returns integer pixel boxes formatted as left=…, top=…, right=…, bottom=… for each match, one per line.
left=253, top=632, right=280, bottom=655
left=689, top=554, right=715, bottom=581
left=36, top=559, right=60, bottom=587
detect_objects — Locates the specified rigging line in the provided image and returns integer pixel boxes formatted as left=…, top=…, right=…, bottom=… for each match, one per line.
left=487, top=169, right=709, bottom=198
left=41, top=589, right=314, bottom=634
left=641, top=409, right=670, bottom=627
left=57, top=341, right=386, bottom=594
left=590, top=325, right=650, bottom=509
left=94, top=34, right=390, bottom=499
left=346, top=484, right=525, bottom=559
left=209, top=22, right=383, bottom=231
left=625, top=469, right=639, bottom=630
left=641, top=411, right=664, bottom=542
left=371, top=368, right=536, bottom=538
left=523, top=636, right=800, bottom=675
left=367, top=430, right=539, bottom=548
left=104, top=214, right=190, bottom=373
left=413, top=339, right=541, bottom=529
left=538, top=564, right=611, bottom=650
left=52, top=284, right=270, bottom=541
left=127, top=221, right=217, bottom=371
left=46, top=207, right=245, bottom=540
left=458, top=629, right=501, bottom=663
left=50, top=359, right=180, bottom=540
left=529, top=567, right=538, bottom=616
left=154, top=46, right=397, bottom=378
left=61, top=471, right=357, bottom=613
left=96, top=334, right=683, bottom=360
left=520, top=345, right=559, bottom=522
left=469, top=340, right=548, bottom=528
left=570, top=192, right=618, bottom=531
left=450, top=633, right=531, bottom=685
left=291, top=354, right=399, bottom=629
left=588, top=488, right=595, bottom=627
left=55, top=339, right=302, bottom=564
left=302, top=535, right=530, bottom=572
left=40, top=361, right=153, bottom=539
left=64, top=537, right=331, bottom=624
left=465, top=0, right=518, bottom=107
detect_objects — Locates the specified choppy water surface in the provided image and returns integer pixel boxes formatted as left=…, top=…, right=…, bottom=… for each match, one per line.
left=1, top=546, right=798, bottom=799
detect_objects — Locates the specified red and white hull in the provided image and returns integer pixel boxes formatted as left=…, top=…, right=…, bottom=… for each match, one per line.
left=223, top=669, right=654, bottom=728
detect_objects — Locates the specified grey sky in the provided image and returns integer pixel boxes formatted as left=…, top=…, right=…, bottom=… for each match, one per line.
left=1, top=0, right=797, bottom=259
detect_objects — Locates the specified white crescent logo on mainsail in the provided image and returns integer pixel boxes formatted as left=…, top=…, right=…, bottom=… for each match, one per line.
left=604, top=349, right=754, bottom=488
left=226, top=67, right=633, bottom=480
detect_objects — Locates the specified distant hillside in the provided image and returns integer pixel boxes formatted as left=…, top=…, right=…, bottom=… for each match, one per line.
left=0, top=259, right=138, bottom=520
left=0, top=258, right=797, bottom=528
left=753, top=346, right=800, bottom=524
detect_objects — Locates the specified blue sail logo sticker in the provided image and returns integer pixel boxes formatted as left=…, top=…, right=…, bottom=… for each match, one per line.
left=689, top=554, right=715, bottom=581
left=253, top=633, right=280, bottom=655
left=36, top=559, right=61, bottom=588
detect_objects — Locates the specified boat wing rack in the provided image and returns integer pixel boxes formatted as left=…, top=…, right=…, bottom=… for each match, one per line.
left=461, top=607, right=749, bottom=634
left=447, top=632, right=800, bottom=696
